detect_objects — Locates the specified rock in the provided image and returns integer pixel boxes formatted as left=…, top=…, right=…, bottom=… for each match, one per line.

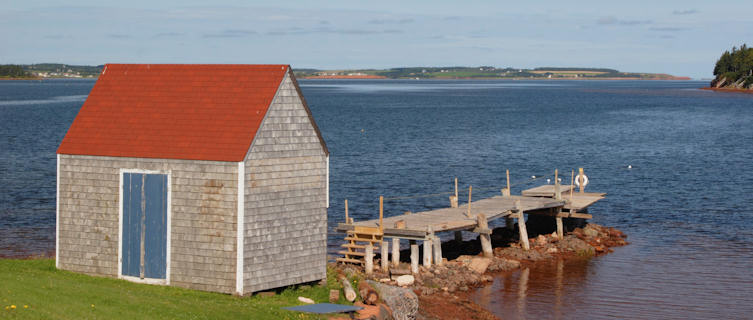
left=379, top=278, right=392, bottom=283
left=355, top=302, right=392, bottom=320
left=547, top=247, right=558, bottom=254
left=583, top=226, right=599, bottom=237
left=459, top=285, right=469, bottom=292
left=468, top=257, right=491, bottom=274
left=396, top=274, right=415, bottom=286
left=297, top=296, right=314, bottom=304
left=329, top=289, right=340, bottom=303
left=536, top=234, right=547, bottom=245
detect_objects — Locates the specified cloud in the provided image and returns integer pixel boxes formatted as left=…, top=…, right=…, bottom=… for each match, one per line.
left=154, top=32, right=184, bottom=38
left=597, top=16, right=652, bottom=26
left=649, top=27, right=686, bottom=32
left=202, top=29, right=257, bottom=38
left=672, top=9, right=698, bottom=15
left=265, top=27, right=402, bottom=36
left=368, top=18, right=414, bottom=24
left=107, top=34, right=132, bottom=39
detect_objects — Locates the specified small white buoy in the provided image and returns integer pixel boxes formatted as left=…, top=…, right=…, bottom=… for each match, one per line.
left=557, top=178, right=562, bottom=182
left=627, top=164, right=632, bottom=169
left=546, top=178, right=551, bottom=184
left=531, top=175, right=536, bottom=179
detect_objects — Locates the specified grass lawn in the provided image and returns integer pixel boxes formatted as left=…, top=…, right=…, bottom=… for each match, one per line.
left=0, top=259, right=353, bottom=319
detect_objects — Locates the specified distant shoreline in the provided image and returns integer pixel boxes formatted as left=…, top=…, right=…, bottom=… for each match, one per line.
left=300, top=76, right=695, bottom=81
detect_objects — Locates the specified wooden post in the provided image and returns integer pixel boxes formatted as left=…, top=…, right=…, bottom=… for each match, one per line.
left=392, top=221, right=404, bottom=267
left=477, top=213, right=493, bottom=258
left=506, top=169, right=511, bottom=193
left=344, top=199, right=350, bottom=224
left=365, top=243, right=374, bottom=275
left=455, top=177, right=458, bottom=199
left=392, top=238, right=400, bottom=267
left=554, top=169, right=561, bottom=200
left=433, top=234, right=443, bottom=266
left=454, top=231, right=463, bottom=242
left=578, top=167, right=585, bottom=193
left=381, top=241, right=389, bottom=271
left=467, top=185, right=473, bottom=217
left=569, top=170, right=575, bottom=203
left=410, top=240, right=419, bottom=274
left=423, top=227, right=433, bottom=267
left=379, top=196, right=384, bottom=231
left=556, top=215, right=564, bottom=239
left=516, top=200, right=530, bottom=250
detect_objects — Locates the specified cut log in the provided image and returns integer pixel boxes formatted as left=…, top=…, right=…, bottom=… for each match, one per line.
left=358, top=281, right=380, bottom=305
left=341, top=278, right=357, bottom=302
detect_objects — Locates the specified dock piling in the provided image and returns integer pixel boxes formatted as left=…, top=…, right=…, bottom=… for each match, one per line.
left=467, top=185, right=473, bottom=217
left=433, top=234, right=443, bottom=265
left=423, top=227, right=433, bottom=267
left=515, top=200, right=530, bottom=250
left=381, top=241, right=389, bottom=271
left=410, top=240, right=419, bottom=274
left=477, top=213, right=493, bottom=258
left=365, top=243, right=374, bottom=275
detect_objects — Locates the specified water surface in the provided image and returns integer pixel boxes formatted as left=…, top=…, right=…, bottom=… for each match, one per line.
left=1, top=78, right=752, bottom=318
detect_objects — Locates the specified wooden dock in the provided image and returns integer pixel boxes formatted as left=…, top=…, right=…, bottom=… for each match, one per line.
left=335, top=169, right=605, bottom=271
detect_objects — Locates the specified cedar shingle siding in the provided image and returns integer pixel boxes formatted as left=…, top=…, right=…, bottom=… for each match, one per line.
left=243, top=73, right=327, bottom=293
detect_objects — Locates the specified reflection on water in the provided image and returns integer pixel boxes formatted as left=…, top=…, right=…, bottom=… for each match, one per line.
left=473, top=235, right=753, bottom=319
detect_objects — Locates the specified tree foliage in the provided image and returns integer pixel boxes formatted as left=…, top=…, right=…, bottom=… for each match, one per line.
left=713, top=44, right=753, bottom=86
left=0, top=65, right=31, bottom=78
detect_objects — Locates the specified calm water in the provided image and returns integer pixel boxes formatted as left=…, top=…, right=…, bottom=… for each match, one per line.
left=1, top=79, right=752, bottom=318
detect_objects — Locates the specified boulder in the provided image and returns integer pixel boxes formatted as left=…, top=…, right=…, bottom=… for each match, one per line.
left=468, top=257, right=491, bottom=274
left=396, top=275, right=415, bottom=286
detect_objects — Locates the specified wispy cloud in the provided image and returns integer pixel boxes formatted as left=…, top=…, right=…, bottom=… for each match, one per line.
left=266, top=27, right=402, bottom=36
left=672, top=9, right=698, bottom=15
left=368, top=18, right=414, bottom=24
left=649, top=27, right=686, bottom=32
left=597, top=16, right=652, bottom=26
left=202, top=29, right=257, bottom=38
left=107, top=33, right=132, bottom=39
left=154, top=32, right=184, bottom=38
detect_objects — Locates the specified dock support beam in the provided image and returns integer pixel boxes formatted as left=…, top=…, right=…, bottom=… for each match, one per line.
left=433, top=234, right=443, bottom=265
left=381, top=241, right=389, bottom=271
left=423, top=228, right=433, bottom=268
left=516, top=201, right=530, bottom=251
left=365, top=243, right=374, bottom=275
left=410, top=240, right=419, bottom=274
left=477, top=213, right=493, bottom=258
left=391, top=238, right=400, bottom=267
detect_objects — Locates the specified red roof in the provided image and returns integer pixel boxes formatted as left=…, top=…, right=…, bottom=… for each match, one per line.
left=57, top=64, right=291, bottom=161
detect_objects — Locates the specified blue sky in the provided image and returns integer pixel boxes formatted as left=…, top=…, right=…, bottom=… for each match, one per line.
left=2, top=1, right=751, bottom=78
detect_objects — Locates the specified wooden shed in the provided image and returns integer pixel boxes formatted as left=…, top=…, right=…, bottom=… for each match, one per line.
left=56, top=64, right=329, bottom=295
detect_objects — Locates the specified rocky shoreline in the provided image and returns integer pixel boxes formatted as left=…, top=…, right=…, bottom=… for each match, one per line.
left=331, top=221, right=628, bottom=320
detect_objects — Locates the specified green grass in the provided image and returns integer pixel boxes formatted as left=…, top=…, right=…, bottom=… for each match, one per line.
left=0, top=259, right=353, bottom=319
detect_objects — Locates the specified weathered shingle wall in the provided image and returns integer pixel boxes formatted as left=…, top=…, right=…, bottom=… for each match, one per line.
left=58, top=155, right=238, bottom=293
left=243, top=72, right=327, bottom=293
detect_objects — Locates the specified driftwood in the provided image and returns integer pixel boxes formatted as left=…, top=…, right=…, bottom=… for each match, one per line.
left=340, top=277, right=357, bottom=302
left=358, top=281, right=379, bottom=305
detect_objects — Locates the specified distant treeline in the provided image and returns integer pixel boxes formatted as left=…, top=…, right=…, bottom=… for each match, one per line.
left=0, top=65, right=31, bottom=78
left=713, top=44, right=753, bottom=88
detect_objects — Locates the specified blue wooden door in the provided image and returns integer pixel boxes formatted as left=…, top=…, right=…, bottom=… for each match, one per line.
left=122, top=173, right=167, bottom=279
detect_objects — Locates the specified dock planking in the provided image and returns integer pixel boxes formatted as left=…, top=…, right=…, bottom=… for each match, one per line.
left=336, top=170, right=604, bottom=267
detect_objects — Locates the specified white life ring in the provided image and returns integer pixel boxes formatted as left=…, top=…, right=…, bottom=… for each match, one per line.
left=575, top=174, right=589, bottom=187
